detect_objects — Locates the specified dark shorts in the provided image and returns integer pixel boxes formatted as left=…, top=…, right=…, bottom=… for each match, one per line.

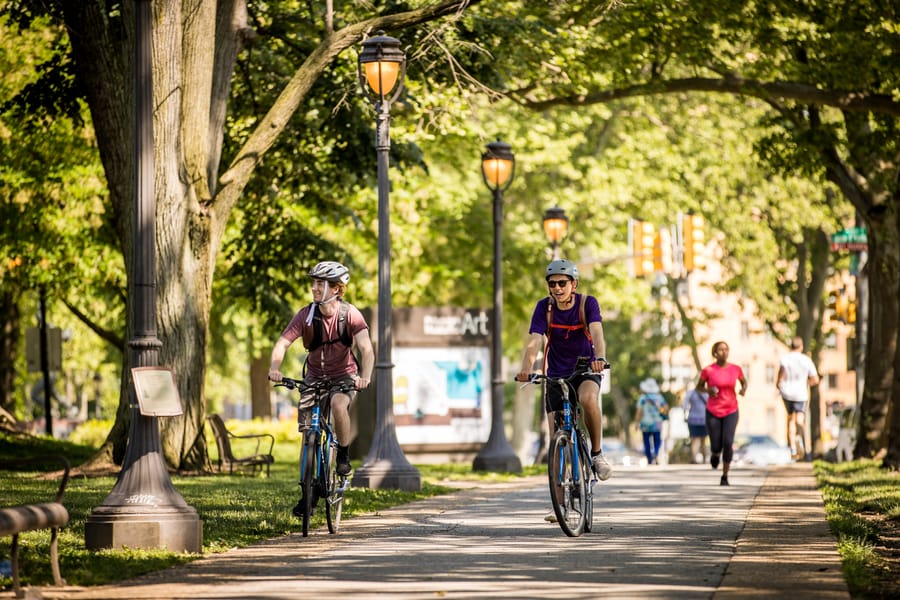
left=299, top=375, right=358, bottom=410
left=783, top=399, right=807, bottom=415
left=688, top=424, right=708, bottom=437
left=544, top=372, right=603, bottom=413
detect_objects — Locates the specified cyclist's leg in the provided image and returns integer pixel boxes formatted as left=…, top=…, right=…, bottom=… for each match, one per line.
left=331, top=392, right=353, bottom=475
left=577, top=378, right=611, bottom=479
left=331, top=392, right=352, bottom=446
left=576, top=379, right=602, bottom=451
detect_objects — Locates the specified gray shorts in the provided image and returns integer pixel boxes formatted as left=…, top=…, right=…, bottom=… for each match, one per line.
left=782, top=399, right=807, bottom=415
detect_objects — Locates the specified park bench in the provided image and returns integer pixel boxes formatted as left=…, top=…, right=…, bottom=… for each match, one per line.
left=206, top=414, right=275, bottom=476
left=0, top=455, right=70, bottom=598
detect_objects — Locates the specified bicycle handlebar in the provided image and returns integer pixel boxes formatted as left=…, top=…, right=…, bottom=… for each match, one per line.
left=517, top=364, right=610, bottom=386
left=273, top=376, right=357, bottom=394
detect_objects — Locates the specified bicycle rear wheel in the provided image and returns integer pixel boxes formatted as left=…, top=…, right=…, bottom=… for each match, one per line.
left=299, top=435, right=317, bottom=537
left=324, top=441, right=345, bottom=534
left=548, top=430, right=587, bottom=537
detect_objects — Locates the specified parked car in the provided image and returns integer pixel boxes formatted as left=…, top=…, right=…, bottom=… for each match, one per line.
left=732, top=434, right=793, bottom=466
left=601, top=439, right=645, bottom=467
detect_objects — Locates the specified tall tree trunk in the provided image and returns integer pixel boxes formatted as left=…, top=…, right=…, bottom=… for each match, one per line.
left=852, top=209, right=898, bottom=459
left=59, top=0, right=483, bottom=469
left=0, top=290, right=21, bottom=415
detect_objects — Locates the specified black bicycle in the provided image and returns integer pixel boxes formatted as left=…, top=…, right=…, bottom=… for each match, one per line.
left=523, top=368, right=605, bottom=537
left=273, top=377, right=355, bottom=537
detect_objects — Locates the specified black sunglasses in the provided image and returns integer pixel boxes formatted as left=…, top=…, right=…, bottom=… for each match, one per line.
left=547, top=279, right=571, bottom=288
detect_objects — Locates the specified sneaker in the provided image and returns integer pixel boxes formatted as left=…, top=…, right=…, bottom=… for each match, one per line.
left=544, top=510, right=558, bottom=523
left=720, top=475, right=729, bottom=486
left=710, top=454, right=720, bottom=470
left=336, top=449, right=352, bottom=476
left=592, top=453, right=612, bottom=481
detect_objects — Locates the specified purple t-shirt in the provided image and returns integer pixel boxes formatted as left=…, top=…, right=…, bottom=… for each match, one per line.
left=281, top=301, right=369, bottom=379
left=528, top=294, right=602, bottom=377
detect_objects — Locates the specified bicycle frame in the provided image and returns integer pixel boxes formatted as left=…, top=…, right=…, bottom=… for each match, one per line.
left=275, top=377, right=354, bottom=537
left=524, top=368, right=602, bottom=537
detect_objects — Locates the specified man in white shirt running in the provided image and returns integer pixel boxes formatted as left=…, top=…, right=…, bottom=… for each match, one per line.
left=776, top=336, right=820, bottom=458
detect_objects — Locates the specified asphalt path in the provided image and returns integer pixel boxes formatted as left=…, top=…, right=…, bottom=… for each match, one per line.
left=23, top=463, right=850, bottom=600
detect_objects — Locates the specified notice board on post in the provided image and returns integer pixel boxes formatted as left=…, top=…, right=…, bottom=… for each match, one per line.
left=132, top=367, right=183, bottom=416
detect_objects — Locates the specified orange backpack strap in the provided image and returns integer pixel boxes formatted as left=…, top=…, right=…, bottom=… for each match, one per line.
left=543, top=295, right=593, bottom=373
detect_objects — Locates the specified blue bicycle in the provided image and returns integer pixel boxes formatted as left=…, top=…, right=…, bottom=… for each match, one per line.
left=274, top=377, right=355, bottom=537
left=525, top=368, right=605, bottom=537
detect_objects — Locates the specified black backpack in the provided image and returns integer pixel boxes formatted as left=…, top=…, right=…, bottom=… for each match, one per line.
left=307, top=300, right=353, bottom=352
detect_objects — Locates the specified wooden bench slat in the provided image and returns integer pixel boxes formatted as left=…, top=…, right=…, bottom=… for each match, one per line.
left=0, top=502, right=69, bottom=535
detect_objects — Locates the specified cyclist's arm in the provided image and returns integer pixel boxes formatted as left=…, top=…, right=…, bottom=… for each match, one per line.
left=354, top=330, right=374, bottom=389
left=588, top=321, right=607, bottom=372
left=516, top=332, right=544, bottom=382
left=268, top=336, right=293, bottom=382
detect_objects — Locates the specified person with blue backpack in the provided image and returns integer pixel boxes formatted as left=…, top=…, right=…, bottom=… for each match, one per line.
left=268, top=261, right=374, bottom=489
left=635, top=377, right=668, bottom=465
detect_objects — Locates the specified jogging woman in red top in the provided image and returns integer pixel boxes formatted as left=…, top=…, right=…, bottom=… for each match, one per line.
left=696, top=341, right=747, bottom=486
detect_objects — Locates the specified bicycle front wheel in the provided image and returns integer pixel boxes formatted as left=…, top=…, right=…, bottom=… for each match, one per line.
left=299, top=435, right=317, bottom=537
left=578, top=432, right=594, bottom=533
left=324, top=441, right=345, bottom=534
left=548, top=429, right=587, bottom=537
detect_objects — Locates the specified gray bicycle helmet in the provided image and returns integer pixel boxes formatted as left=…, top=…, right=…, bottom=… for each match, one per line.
left=308, top=261, right=350, bottom=284
left=545, top=258, right=578, bottom=281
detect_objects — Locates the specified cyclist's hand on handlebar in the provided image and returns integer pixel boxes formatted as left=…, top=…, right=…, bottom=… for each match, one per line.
left=354, top=376, right=370, bottom=390
left=268, top=369, right=283, bottom=383
left=515, top=371, right=530, bottom=383
left=590, top=358, right=609, bottom=373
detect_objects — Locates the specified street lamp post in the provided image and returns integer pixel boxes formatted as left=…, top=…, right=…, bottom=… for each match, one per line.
left=543, top=207, right=569, bottom=260
left=533, top=206, right=571, bottom=463
left=84, top=0, right=201, bottom=551
left=473, top=139, right=522, bottom=473
left=351, top=32, right=420, bottom=491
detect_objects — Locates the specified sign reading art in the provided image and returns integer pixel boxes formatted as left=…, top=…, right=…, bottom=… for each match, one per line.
left=380, top=308, right=492, bottom=450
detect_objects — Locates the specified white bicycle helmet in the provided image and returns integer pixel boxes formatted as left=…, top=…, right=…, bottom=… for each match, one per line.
left=308, top=261, right=350, bottom=284
left=545, top=259, right=578, bottom=281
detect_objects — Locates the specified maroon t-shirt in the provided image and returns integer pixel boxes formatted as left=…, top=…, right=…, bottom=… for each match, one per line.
left=281, top=301, right=369, bottom=378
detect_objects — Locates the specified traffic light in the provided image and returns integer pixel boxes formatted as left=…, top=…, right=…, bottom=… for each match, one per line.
left=827, top=292, right=849, bottom=323
left=682, top=214, right=705, bottom=272
left=653, top=227, right=674, bottom=274
left=630, top=219, right=656, bottom=277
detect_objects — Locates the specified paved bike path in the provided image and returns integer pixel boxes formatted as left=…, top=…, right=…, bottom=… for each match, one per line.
left=21, top=462, right=849, bottom=599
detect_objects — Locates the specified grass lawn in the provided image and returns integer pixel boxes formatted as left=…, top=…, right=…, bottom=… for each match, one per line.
left=1, top=423, right=542, bottom=590
left=814, top=459, right=900, bottom=599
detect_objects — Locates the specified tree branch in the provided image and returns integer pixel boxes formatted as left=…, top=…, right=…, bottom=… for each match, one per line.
left=521, top=76, right=900, bottom=117
left=212, top=0, right=481, bottom=228
left=61, top=299, right=125, bottom=351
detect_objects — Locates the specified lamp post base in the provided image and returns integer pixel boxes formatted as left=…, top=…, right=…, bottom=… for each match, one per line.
left=85, top=508, right=202, bottom=552
left=473, top=437, right=523, bottom=473
left=352, top=458, right=421, bottom=491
